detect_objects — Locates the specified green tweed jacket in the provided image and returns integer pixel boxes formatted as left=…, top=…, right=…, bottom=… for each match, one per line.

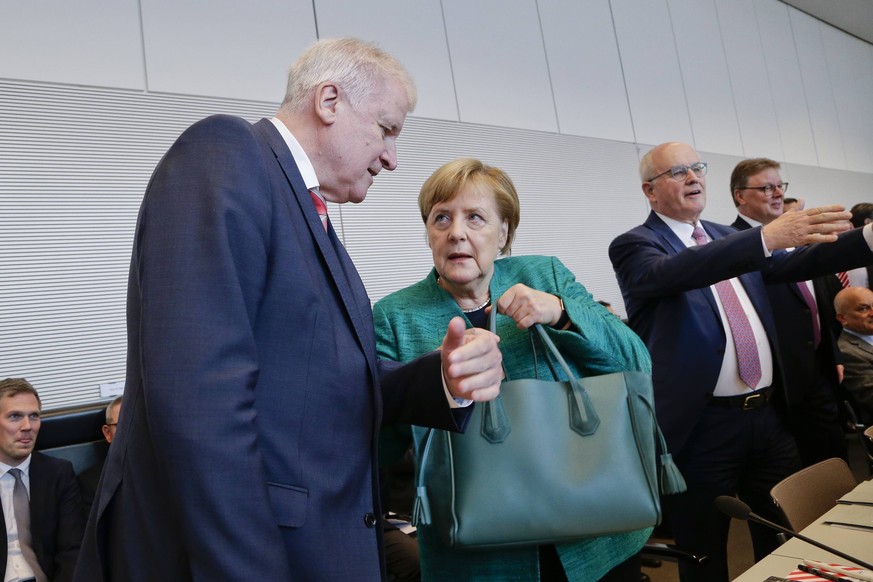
left=374, top=255, right=653, bottom=581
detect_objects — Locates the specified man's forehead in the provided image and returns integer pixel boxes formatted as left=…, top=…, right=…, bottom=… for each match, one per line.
left=747, top=168, right=781, bottom=183
left=0, top=393, right=40, bottom=411
left=852, top=290, right=873, bottom=306
left=656, top=144, right=698, bottom=167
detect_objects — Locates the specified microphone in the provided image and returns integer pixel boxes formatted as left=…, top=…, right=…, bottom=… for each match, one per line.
left=715, top=495, right=873, bottom=571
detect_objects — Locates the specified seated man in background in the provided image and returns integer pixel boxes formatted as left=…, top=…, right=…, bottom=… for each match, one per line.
left=835, top=286, right=873, bottom=421
left=0, top=378, right=84, bottom=582
left=76, top=396, right=121, bottom=519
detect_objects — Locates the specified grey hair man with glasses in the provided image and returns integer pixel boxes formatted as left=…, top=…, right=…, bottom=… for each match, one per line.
left=609, top=142, right=873, bottom=582
left=730, top=157, right=848, bottom=470
left=77, top=396, right=122, bottom=518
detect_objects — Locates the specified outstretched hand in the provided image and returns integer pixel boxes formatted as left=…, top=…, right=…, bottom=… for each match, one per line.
left=762, top=204, right=851, bottom=250
left=440, top=316, right=502, bottom=402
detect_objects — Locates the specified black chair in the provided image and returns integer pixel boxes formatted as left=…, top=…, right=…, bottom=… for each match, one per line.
left=842, top=399, right=873, bottom=475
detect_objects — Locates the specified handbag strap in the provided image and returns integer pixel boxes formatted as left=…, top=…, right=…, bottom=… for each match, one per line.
left=412, top=428, right=436, bottom=527
left=483, top=300, right=600, bottom=441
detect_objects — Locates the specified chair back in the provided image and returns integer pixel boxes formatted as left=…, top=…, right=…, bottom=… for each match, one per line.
left=770, top=458, right=856, bottom=532
left=865, top=425, right=873, bottom=464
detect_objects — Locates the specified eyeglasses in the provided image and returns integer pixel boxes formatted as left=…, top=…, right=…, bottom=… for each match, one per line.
left=738, top=182, right=789, bottom=196
left=105, top=423, right=117, bottom=428
left=646, top=162, right=708, bottom=183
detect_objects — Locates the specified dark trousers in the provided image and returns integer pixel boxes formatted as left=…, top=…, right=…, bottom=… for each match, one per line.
left=784, top=350, right=847, bottom=466
left=661, top=402, right=801, bottom=582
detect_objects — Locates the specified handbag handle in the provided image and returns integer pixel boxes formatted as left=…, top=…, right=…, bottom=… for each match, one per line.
left=481, top=300, right=600, bottom=443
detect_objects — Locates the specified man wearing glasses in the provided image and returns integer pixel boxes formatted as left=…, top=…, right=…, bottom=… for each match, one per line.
left=609, top=142, right=873, bottom=582
left=77, top=396, right=122, bottom=518
left=731, top=158, right=847, bottom=468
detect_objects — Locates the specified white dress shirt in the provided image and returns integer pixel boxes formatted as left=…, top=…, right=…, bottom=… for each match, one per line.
left=657, top=213, right=774, bottom=395
left=1, top=456, right=36, bottom=582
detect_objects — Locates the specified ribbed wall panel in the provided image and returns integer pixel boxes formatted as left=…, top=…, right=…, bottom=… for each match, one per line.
left=0, top=81, right=277, bottom=409
left=3, top=79, right=873, bottom=410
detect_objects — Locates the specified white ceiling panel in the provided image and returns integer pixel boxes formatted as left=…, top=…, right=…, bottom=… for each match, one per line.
left=790, top=10, right=848, bottom=170
left=611, top=0, right=694, bottom=146
left=755, top=0, right=819, bottom=166
left=0, top=0, right=144, bottom=89
left=716, top=0, right=784, bottom=159
left=668, top=0, right=744, bottom=155
left=538, top=0, right=634, bottom=141
left=141, top=0, right=315, bottom=102
left=821, top=26, right=873, bottom=173
left=441, top=0, right=558, bottom=132
left=314, top=0, right=459, bottom=122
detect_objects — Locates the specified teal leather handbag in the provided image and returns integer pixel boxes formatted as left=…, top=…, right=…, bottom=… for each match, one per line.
left=412, top=310, right=684, bottom=549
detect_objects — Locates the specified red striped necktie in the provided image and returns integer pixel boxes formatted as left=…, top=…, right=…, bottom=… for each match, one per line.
left=309, top=190, right=328, bottom=232
left=837, top=271, right=850, bottom=288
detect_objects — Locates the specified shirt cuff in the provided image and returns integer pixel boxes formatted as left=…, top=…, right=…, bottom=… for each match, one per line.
left=442, top=367, right=472, bottom=408
left=759, top=230, right=773, bottom=257
left=862, top=223, right=873, bottom=250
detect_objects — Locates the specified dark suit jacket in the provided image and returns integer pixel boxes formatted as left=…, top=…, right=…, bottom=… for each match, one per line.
left=73, top=116, right=468, bottom=582
left=732, top=216, right=843, bottom=401
left=609, top=211, right=871, bottom=453
left=1, top=452, right=85, bottom=582
left=839, top=330, right=873, bottom=419
left=76, top=457, right=103, bottom=521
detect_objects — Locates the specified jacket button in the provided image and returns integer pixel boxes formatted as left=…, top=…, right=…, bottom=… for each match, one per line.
left=364, top=512, right=378, bottom=527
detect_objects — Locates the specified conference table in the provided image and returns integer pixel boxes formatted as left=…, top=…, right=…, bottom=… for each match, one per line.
left=733, top=479, right=873, bottom=581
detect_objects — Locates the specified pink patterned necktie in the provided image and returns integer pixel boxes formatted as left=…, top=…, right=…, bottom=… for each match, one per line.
left=837, top=271, right=850, bottom=288
left=691, top=226, right=763, bottom=388
left=309, top=190, right=328, bottom=232
left=794, top=282, right=821, bottom=349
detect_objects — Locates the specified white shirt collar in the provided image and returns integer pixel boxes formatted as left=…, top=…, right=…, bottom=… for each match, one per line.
left=269, top=117, right=320, bottom=193
left=655, top=212, right=704, bottom=246
left=737, top=214, right=762, bottom=228
left=844, top=328, right=873, bottom=345
left=0, top=454, right=32, bottom=477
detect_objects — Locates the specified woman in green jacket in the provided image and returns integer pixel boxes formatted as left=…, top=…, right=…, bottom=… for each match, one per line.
left=374, top=158, right=653, bottom=581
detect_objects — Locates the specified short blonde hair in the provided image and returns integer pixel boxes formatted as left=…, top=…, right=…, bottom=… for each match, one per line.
left=418, top=158, right=520, bottom=255
left=279, top=37, right=417, bottom=115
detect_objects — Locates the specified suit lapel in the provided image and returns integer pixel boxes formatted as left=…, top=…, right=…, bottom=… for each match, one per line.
left=646, top=213, right=720, bottom=314
left=27, top=454, right=47, bottom=559
left=253, top=120, right=379, bottom=377
left=846, top=333, right=873, bottom=358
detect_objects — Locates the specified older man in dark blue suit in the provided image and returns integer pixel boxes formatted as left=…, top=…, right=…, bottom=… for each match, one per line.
left=73, top=38, right=503, bottom=582
left=609, top=142, right=873, bottom=582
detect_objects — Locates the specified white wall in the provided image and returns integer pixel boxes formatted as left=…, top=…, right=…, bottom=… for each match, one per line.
left=1, top=0, right=871, bottom=408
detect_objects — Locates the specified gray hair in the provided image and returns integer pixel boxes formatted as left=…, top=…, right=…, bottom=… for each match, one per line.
left=105, top=396, right=123, bottom=424
left=278, top=37, right=417, bottom=115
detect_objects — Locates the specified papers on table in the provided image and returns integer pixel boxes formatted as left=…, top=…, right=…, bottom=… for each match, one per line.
left=838, top=480, right=873, bottom=506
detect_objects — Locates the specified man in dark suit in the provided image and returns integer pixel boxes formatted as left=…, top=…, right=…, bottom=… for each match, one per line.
left=608, top=142, right=873, bottom=582
left=835, top=286, right=873, bottom=420
left=72, top=38, right=503, bottom=582
left=76, top=396, right=120, bottom=519
left=729, top=158, right=847, bottom=466
left=0, top=378, right=84, bottom=582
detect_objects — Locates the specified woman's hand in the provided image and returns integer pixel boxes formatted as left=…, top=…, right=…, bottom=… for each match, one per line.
left=496, top=284, right=565, bottom=329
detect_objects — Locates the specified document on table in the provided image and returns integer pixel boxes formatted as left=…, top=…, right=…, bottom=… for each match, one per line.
left=838, top=480, right=873, bottom=506
left=822, top=503, right=873, bottom=530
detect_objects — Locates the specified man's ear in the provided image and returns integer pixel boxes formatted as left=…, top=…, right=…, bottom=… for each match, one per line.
left=733, top=190, right=745, bottom=207
left=642, top=182, right=656, bottom=203
left=315, top=83, right=340, bottom=125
